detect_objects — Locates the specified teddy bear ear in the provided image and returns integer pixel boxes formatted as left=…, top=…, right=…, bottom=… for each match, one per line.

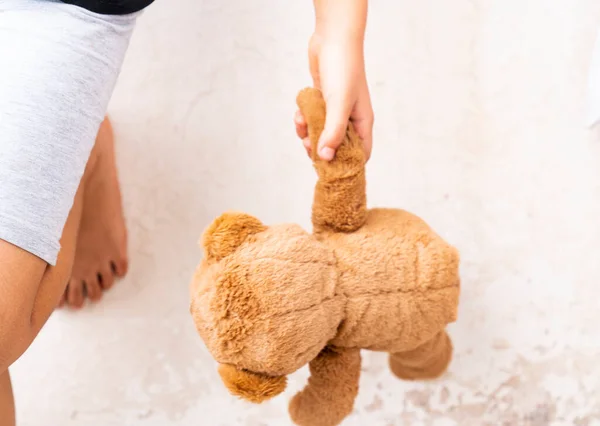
left=201, top=212, right=266, bottom=262
left=218, top=364, right=287, bottom=403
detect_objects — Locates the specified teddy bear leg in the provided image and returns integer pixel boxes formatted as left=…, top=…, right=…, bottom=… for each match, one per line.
left=289, top=347, right=361, bottom=426
left=389, top=330, right=453, bottom=381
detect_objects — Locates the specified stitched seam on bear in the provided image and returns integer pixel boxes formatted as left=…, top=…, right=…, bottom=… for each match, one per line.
left=253, top=256, right=336, bottom=266
left=346, top=283, right=459, bottom=297
left=339, top=298, right=371, bottom=339
left=259, top=284, right=458, bottom=321
left=261, top=296, right=336, bottom=320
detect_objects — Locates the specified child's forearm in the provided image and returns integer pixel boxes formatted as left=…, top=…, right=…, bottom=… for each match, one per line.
left=313, top=0, right=368, bottom=43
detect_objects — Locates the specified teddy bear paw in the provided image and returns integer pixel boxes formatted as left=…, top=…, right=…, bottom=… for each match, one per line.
left=289, top=392, right=349, bottom=426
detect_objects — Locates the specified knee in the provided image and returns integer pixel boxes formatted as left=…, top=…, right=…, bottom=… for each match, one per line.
left=0, top=240, right=64, bottom=370
left=0, top=303, right=34, bottom=371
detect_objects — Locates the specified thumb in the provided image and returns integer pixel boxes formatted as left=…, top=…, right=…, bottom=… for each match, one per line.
left=318, top=96, right=352, bottom=161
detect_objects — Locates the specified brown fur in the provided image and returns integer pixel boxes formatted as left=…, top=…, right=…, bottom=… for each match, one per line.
left=190, top=88, right=461, bottom=426
left=201, top=211, right=266, bottom=262
left=218, top=364, right=287, bottom=403
left=289, top=347, right=361, bottom=426
left=297, top=88, right=367, bottom=233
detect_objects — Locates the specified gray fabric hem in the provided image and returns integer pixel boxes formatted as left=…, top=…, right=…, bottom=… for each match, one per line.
left=0, top=216, right=60, bottom=265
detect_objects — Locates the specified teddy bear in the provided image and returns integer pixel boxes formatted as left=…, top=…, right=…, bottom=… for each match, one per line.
left=189, top=87, right=461, bottom=426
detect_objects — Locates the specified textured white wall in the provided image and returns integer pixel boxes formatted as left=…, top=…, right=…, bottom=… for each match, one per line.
left=10, top=0, right=600, bottom=424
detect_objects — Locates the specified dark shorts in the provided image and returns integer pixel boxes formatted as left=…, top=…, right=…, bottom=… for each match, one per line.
left=60, top=0, right=154, bottom=15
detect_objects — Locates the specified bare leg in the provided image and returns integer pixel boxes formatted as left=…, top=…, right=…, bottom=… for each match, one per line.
left=389, top=330, right=453, bottom=381
left=0, top=371, right=15, bottom=426
left=0, top=121, right=111, bottom=419
left=59, top=118, right=129, bottom=308
left=0, top=179, right=83, bottom=425
left=289, top=347, right=361, bottom=426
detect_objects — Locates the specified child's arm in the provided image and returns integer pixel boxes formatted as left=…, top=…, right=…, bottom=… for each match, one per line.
left=313, top=0, right=368, bottom=43
left=295, top=0, right=373, bottom=162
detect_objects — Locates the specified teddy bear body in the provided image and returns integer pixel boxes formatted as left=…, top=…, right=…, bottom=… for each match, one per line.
left=322, top=207, right=459, bottom=354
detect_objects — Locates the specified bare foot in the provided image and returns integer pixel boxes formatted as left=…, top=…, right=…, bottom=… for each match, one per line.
left=60, top=117, right=128, bottom=309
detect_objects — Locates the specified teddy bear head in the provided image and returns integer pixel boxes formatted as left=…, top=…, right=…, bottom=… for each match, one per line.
left=190, top=211, right=345, bottom=403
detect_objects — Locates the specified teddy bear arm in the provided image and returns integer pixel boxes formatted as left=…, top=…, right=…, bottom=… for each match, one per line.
left=311, top=173, right=367, bottom=233
left=389, top=329, right=453, bottom=381
left=289, top=346, right=361, bottom=426
left=296, top=87, right=368, bottom=233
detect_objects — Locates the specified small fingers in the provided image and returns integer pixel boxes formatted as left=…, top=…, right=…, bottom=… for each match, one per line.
left=295, top=110, right=312, bottom=157
left=353, top=116, right=374, bottom=161
left=302, top=137, right=312, bottom=157
left=295, top=111, right=308, bottom=137
left=296, top=92, right=373, bottom=161
left=318, top=96, right=352, bottom=161
left=355, top=86, right=375, bottom=161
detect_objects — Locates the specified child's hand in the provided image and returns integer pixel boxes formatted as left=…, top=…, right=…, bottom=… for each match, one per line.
left=295, top=34, right=373, bottom=162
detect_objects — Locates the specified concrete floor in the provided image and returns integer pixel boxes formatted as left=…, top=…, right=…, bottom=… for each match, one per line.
left=10, top=0, right=600, bottom=425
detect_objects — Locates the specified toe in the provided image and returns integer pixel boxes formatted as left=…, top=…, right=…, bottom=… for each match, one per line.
left=111, top=257, right=129, bottom=278
left=99, top=265, right=115, bottom=291
left=85, top=275, right=103, bottom=302
left=67, top=280, right=85, bottom=309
